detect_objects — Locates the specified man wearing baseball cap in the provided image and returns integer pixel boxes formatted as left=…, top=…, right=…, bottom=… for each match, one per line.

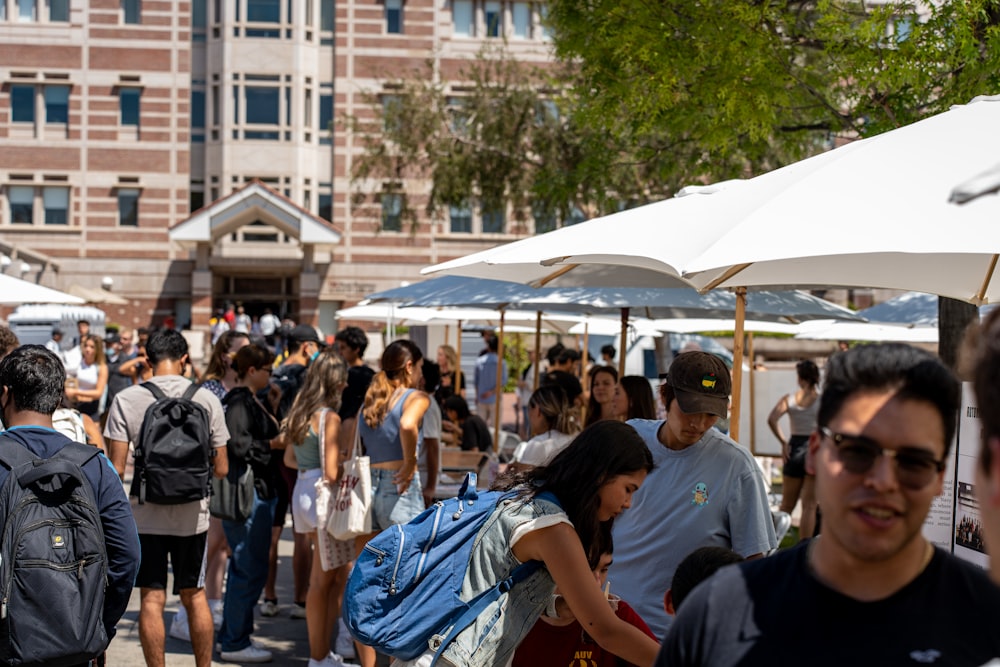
left=609, top=351, right=777, bottom=639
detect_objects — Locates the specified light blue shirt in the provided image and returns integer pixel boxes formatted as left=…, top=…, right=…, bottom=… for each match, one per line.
left=473, top=352, right=507, bottom=406
left=611, top=418, right=777, bottom=639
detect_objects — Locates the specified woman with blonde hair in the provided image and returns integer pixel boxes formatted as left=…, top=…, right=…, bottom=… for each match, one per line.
left=283, top=348, right=353, bottom=667
left=355, top=340, right=430, bottom=667
left=67, top=333, right=108, bottom=419
left=434, top=344, right=464, bottom=403
left=510, top=384, right=578, bottom=471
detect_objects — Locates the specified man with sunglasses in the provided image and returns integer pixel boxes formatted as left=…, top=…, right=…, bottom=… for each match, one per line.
left=659, top=343, right=1000, bottom=666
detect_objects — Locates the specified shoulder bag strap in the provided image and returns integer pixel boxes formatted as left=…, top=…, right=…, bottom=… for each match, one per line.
left=352, top=407, right=364, bottom=458
left=317, top=408, right=328, bottom=473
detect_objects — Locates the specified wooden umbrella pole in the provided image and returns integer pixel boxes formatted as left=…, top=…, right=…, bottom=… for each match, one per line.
left=730, top=287, right=747, bottom=442
left=455, top=320, right=463, bottom=398
left=618, top=308, right=629, bottom=378
left=533, top=311, right=542, bottom=390
left=493, top=309, right=506, bottom=453
left=747, top=332, right=756, bottom=453
left=580, top=320, right=590, bottom=426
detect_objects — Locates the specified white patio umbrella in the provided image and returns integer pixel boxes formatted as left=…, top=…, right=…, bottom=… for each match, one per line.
left=794, top=320, right=938, bottom=343
left=0, top=274, right=85, bottom=305
left=424, top=96, right=1000, bottom=436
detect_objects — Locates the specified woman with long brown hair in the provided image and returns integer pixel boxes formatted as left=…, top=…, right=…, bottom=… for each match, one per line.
left=354, top=340, right=430, bottom=667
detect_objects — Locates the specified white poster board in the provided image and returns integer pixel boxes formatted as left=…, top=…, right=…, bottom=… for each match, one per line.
left=950, top=383, right=989, bottom=568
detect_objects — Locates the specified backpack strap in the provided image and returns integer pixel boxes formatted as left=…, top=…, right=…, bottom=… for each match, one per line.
left=0, top=435, right=39, bottom=471
left=181, top=383, right=202, bottom=401
left=141, top=381, right=167, bottom=401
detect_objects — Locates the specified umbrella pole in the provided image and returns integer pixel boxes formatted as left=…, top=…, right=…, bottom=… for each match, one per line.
left=455, top=320, right=463, bottom=399
left=580, top=320, right=590, bottom=425
left=730, top=288, right=747, bottom=442
left=494, top=310, right=506, bottom=453
left=445, top=323, right=451, bottom=347
left=533, top=311, right=542, bottom=390
left=619, top=308, right=629, bottom=378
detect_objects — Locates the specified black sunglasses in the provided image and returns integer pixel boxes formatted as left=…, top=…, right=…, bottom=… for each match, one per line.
left=819, top=427, right=946, bottom=490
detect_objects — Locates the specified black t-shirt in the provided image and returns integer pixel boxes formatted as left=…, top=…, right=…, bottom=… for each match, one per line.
left=461, top=415, right=493, bottom=452
left=271, top=362, right=307, bottom=422
left=660, top=541, right=1000, bottom=666
left=339, top=365, right=376, bottom=421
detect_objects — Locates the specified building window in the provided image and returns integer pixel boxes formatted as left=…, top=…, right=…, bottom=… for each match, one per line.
left=120, top=88, right=140, bottom=126
left=484, top=1, right=501, bottom=37
left=192, top=0, right=207, bottom=40
left=452, top=0, right=473, bottom=36
left=8, top=186, right=34, bottom=224
left=381, top=193, right=402, bottom=231
left=385, top=0, right=402, bottom=33
left=449, top=203, right=472, bottom=233
left=320, top=0, right=333, bottom=43
left=532, top=203, right=556, bottom=233
left=247, top=0, right=279, bottom=22
left=50, top=0, right=69, bottom=21
left=189, top=190, right=204, bottom=213
left=122, top=0, right=140, bottom=24
left=539, top=2, right=552, bottom=40
left=382, top=94, right=404, bottom=133
left=191, top=89, right=205, bottom=142
left=18, top=0, right=35, bottom=22
left=43, top=186, right=69, bottom=225
left=318, top=190, right=332, bottom=221
left=118, top=188, right=139, bottom=226
left=44, top=86, right=69, bottom=124
left=319, top=87, right=333, bottom=132
left=11, top=85, right=35, bottom=123
left=482, top=204, right=504, bottom=233
left=512, top=2, right=530, bottom=38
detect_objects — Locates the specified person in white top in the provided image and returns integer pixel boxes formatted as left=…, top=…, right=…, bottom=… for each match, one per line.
left=768, top=359, right=821, bottom=540
left=511, top=384, right=578, bottom=471
left=234, top=305, right=252, bottom=334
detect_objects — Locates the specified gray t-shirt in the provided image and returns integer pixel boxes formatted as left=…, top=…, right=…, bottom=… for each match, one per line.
left=611, top=418, right=777, bottom=640
left=104, top=375, right=230, bottom=536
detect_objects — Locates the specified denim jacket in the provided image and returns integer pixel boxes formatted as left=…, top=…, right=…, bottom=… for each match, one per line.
left=431, top=492, right=567, bottom=667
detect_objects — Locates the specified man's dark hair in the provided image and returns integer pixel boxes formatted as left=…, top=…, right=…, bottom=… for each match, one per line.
left=672, top=546, right=744, bottom=611
left=442, top=394, right=471, bottom=420
left=422, top=360, right=441, bottom=394
left=145, top=329, right=189, bottom=365
left=546, top=342, right=565, bottom=366
left=335, top=326, right=369, bottom=355
left=542, top=370, right=583, bottom=404
left=0, top=345, right=65, bottom=415
left=600, top=344, right=616, bottom=360
left=818, top=343, right=960, bottom=457
left=485, top=335, right=499, bottom=353
left=557, top=348, right=581, bottom=365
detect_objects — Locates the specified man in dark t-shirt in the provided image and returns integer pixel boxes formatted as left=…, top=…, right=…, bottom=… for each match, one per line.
left=442, top=395, right=492, bottom=452
left=335, top=327, right=374, bottom=421
left=660, top=344, right=1000, bottom=666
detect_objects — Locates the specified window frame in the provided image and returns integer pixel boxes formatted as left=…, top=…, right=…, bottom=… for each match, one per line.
left=385, top=0, right=403, bottom=34
left=117, top=187, right=140, bottom=227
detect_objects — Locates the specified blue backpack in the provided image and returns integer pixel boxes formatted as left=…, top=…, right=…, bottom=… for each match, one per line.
left=343, top=474, right=558, bottom=664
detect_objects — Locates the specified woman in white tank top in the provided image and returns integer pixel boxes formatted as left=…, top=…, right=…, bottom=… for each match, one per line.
left=768, top=360, right=820, bottom=540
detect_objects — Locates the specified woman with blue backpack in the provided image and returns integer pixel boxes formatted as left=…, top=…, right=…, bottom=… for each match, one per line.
left=345, top=420, right=662, bottom=667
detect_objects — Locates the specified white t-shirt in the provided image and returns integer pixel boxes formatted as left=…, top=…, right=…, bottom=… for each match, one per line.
left=511, top=430, right=575, bottom=467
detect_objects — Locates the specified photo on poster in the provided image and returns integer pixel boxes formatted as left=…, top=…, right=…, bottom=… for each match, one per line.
left=954, top=384, right=990, bottom=569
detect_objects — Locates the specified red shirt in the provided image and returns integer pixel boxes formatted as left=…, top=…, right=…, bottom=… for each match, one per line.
left=512, top=600, right=658, bottom=667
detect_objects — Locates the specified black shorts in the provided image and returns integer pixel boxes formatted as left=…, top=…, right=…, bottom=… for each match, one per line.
left=136, top=532, right=208, bottom=594
left=783, top=435, right=810, bottom=478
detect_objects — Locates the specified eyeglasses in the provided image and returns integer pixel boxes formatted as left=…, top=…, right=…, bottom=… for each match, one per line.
left=819, top=427, right=946, bottom=490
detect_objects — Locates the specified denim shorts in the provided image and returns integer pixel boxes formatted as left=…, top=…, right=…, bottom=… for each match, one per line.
left=370, top=467, right=424, bottom=532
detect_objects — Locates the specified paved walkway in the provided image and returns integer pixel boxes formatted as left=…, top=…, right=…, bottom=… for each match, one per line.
left=105, top=520, right=314, bottom=667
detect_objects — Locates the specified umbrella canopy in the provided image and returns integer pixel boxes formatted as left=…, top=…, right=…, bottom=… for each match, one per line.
left=856, top=292, right=941, bottom=326
left=794, top=319, right=938, bottom=343
left=0, top=274, right=85, bottom=305
left=66, top=284, right=130, bottom=306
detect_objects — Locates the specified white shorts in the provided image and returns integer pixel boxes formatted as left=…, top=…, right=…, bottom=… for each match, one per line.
left=292, top=468, right=323, bottom=534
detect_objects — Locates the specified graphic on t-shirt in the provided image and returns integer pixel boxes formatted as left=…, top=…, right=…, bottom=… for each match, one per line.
left=570, top=649, right=597, bottom=666
left=691, top=482, right=709, bottom=506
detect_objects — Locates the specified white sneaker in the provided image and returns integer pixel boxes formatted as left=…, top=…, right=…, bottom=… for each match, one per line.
left=259, top=600, right=279, bottom=617
left=220, top=644, right=273, bottom=663
left=168, top=612, right=191, bottom=643
left=335, top=618, right=356, bottom=659
left=308, top=653, right=359, bottom=667
left=289, top=603, right=307, bottom=619
left=210, top=599, right=224, bottom=629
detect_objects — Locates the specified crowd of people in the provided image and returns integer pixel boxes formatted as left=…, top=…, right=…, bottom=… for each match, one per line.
left=3, top=310, right=1000, bottom=666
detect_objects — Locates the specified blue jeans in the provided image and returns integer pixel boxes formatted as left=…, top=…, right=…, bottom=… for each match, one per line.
left=219, top=490, right=277, bottom=652
left=371, top=468, right=424, bottom=532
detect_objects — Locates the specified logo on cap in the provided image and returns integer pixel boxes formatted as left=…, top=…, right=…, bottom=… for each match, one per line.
left=701, top=374, right=717, bottom=390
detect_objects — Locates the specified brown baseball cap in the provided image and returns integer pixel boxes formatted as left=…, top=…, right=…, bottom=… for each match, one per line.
left=664, top=351, right=731, bottom=417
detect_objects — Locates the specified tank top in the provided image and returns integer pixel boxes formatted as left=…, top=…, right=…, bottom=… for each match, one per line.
left=787, top=391, right=820, bottom=436
left=76, top=360, right=99, bottom=391
left=293, top=425, right=323, bottom=471
left=357, top=388, right=415, bottom=464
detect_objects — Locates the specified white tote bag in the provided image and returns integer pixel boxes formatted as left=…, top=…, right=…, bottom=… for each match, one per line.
left=313, top=409, right=354, bottom=571
left=328, top=410, right=372, bottom=541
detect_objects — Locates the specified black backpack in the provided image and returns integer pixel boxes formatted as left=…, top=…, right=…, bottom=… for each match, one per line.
left=0, top=440, right=108, bottom=666
left=130, top=382, right=213, bottom=505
